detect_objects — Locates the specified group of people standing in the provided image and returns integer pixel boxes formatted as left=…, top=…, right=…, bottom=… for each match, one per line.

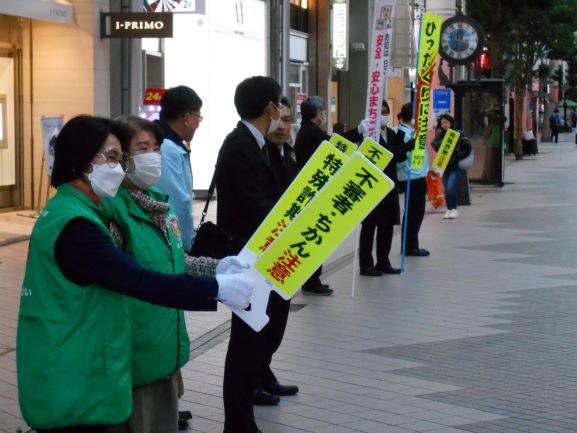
left=16, top=72, right=473, bottom=433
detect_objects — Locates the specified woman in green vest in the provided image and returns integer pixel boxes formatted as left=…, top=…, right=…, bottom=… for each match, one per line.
left=102, top=116, right=237, bottom=433
left=17, top=115, right=253, bottom=433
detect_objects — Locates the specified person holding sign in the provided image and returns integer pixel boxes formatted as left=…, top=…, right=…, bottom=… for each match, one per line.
left=431, top=114, right=472, bottom=219
left=396, top=103, right=430, bottom=257
left=216, top=76, right=285, bottom=433
left=17, top=116, right=254, bottom=433
left=359, top=100, right=414, bottom=275
left=251, top=97, right=300, bottom=405
left=294, top=96, right=369, bottom=293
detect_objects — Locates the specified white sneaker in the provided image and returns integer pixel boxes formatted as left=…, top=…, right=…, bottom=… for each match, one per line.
left=443, top=210, right=451, bottom=219
left=448, top=209, right=459, bottom=219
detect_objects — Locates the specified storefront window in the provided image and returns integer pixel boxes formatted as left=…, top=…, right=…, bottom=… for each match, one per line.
left=290, top=0, right=308, bottom=33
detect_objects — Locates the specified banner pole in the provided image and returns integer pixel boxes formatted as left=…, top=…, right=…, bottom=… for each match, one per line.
left=351, top=225, right=360, bottom=297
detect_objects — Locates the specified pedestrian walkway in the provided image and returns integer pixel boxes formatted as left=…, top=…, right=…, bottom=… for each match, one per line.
left=2, top=134, right=577, bottom=432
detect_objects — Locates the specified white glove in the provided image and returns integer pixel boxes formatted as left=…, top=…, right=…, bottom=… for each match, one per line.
left=216, top=255, right=249, bottom=275
left=216, top=272, right=255, bottom=310
left=357, top=118, right=371, bottom=136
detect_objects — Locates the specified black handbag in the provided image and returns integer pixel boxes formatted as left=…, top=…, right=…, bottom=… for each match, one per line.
left=188, top=168, right=241, bottom=259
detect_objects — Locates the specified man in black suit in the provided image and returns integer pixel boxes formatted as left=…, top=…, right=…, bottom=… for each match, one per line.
left=359, top=100, right=414, bottom=276
left=216, top=76, right=285, bottom=433
left=251, top=97, right=300, bottom=406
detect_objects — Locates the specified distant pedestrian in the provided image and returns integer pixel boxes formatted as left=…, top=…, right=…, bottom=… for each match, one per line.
left=431, top=114, right=472, bottom=220
left=549, top=108, right=561, bottom=143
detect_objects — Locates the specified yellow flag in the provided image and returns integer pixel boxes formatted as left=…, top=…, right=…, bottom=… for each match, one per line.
left=411, top=12, right=442, bottom=170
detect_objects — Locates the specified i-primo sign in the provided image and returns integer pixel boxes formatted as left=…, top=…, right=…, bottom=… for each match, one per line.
left=115, top=20, right=165, bottom=30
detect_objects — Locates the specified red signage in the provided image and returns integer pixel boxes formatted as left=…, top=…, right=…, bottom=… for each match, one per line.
left=143, top=87, right=166, bottom=105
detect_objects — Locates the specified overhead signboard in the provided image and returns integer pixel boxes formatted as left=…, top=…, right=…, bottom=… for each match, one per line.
left=331, top=0, right=348, bottom=71
left=101, top=12, right=173, bottom=38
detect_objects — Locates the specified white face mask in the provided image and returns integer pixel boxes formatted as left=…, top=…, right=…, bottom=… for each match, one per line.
left=319, top=112, right=327, bottom=128
left=267, top=104, right=282, bottom=134
left=127, top=152, right=162, bottom=190
left=86, top=163, right=125, bottom=198
left=380, top=115, right=390, bottom=129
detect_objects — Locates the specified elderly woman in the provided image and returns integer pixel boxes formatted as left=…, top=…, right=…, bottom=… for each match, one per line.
left=103, top=115, right=243, bottom=433
left=17, top=115, right=253, bottom=433
left=431, top=113, right=472, bottom=219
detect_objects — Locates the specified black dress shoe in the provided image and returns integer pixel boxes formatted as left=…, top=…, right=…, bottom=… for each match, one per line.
left=264, top=380, right=299, bottom=396
left=405, top=248, right=430, bottom=257
left=375, top=266, right=402, bottom=274
left=359, top=267, right=383, bottom=276
left=302, top=284, right=333, bottom=295
left=252, top=388, right=280, bottom=406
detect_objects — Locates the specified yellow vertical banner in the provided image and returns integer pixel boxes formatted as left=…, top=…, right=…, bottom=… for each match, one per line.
left=254, top=153, right=394, bottom=298
left=357, top=137, right=393, bottom=171
left=411, top=12, right=442, bottom=170
left=432, top=129, right=461, bottom=173
left=239, top=141, right=349, bottom=263
left=329, top=133, right=357, bottom=157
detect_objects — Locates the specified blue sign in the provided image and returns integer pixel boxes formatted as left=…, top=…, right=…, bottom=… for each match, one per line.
left=433, top=89, right=451, bottom=110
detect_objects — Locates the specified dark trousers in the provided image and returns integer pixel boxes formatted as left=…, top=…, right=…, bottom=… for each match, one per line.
left=302, top=266, right=323, bottom=289
left=37, top=427, right=106, bottom=433
left=401, top=177, right=427, bottom=251
left=442, top=167, right=460, bottom=210
left=359, top=223, right=394, bottom=269
left=258, top=292, right=291, bottom=387
left=223, top=293, right=289, bottom=433
left=551, top=127, right=559, bottom=143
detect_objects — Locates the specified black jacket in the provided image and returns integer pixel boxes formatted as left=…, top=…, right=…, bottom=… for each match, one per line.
left=294, top=120, right=360, bottom=169
left=216, top=122, right=280, bottom=251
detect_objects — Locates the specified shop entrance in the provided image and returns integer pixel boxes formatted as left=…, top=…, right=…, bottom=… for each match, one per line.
left=0, top=15, right=24, bottom=210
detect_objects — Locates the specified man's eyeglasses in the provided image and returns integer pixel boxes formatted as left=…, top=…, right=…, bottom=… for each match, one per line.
left=94, top=151, right=130, bottom=171
left=191, top=112, right=204, bottom=122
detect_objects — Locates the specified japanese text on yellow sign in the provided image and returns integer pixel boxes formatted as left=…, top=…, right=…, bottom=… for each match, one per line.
left=357, top=137, right=393, bottom=171
left=245, top=141, right=348, bottom=258
left=329, top=133, right=357, bottom=157
left=411, top=12, right=442, bottom=170
left=254, top=154, right=394, bottom=298
left=432, top=129, right=461, bottom=173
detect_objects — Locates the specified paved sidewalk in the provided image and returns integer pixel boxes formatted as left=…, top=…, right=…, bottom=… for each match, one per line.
left=3, top=134, right=577, bottom=432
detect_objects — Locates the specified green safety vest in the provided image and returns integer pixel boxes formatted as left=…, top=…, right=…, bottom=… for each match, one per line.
left=17, top=184, right=132, bottom=428
left=100, top=186, right=190, bottom=388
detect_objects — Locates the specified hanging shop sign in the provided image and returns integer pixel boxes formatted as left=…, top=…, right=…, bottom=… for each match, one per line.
left=101, top=12, right=173, bottom=38
left=331, top=0, right=349, bottom=70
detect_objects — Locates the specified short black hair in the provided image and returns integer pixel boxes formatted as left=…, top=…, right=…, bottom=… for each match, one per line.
left=160, top=86, right=202, bottom=122
left=301, top=96, right=325, bottom=121
left=114, top=115, right=164, bottom=153
left=234, top=76, right=281, bottom=120
left=51, top=115, right=124, bottom=188
left=400, top=102, right=413, bottom=123
left=437, top=113, right=455, bottom=129
left=280, top=96, right=291, bottom=110
left=382, top=100, right=390, bottom=112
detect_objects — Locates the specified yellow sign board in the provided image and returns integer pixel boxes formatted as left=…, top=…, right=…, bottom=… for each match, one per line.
left=241, top=141, right=348, bottom=261
left=254, top=153, right=394, bottom=298
left=432, top=129, right=461, bottom=173
left=357, top=137, right=393, bottom=171
left=411, top=12, right=442, bottom=170
left=329, top=133, right=357, bottom=157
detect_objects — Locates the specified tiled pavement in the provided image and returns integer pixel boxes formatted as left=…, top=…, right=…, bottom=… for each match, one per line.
left=3, top=135, right=577, bottom=432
